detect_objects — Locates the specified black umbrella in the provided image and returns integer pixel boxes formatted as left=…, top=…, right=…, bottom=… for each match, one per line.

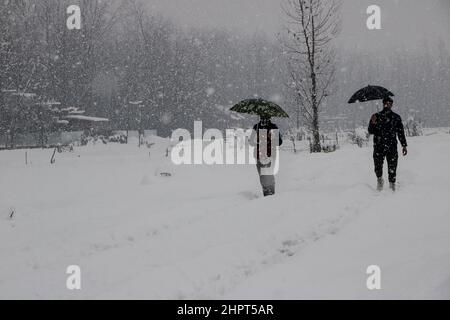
left=348, top=85, right=394, bottom=104
left=230, top=98, right=289, bottom=118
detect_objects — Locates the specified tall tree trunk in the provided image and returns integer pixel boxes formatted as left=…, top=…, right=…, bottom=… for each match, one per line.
left=311, top=71, right=321, bottom=152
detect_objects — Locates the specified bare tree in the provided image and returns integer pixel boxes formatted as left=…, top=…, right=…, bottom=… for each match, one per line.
left=281, top=0, right=341, bottom=152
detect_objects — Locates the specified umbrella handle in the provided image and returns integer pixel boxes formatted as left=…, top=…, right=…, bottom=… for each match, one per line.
left=370, top=114, right=377, bottom=124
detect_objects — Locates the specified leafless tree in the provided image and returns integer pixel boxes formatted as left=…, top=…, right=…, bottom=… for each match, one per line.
left=281, top=0, right=341, bottom=152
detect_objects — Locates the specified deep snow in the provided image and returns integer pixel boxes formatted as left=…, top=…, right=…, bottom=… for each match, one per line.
left=0, top=131, right=449, bottom=299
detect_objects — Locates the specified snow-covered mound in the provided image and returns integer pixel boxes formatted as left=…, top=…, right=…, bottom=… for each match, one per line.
left=0, top=133, right=449, bottom=299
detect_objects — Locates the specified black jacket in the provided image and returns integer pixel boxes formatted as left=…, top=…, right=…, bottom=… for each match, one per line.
left=368, top=108, right=407, bottom=150
left=250, top=121, right=283, bottom=159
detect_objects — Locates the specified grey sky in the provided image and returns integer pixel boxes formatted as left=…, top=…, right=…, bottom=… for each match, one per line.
left=145, top=0, right=450, bottom=51
left=145, top=0, right=281, bottom=35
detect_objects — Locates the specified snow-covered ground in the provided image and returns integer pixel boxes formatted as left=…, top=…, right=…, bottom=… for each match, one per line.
left=1, top=131, right=450, bottom=299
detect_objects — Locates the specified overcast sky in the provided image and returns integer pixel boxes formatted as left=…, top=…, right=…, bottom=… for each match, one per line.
left=144, top=0, right=450, bottom=51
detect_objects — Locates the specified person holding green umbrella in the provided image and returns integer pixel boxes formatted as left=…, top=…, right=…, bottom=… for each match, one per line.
left=249, top=115, right=283, bottom=196
left=231, top=99, right=288, bottom=197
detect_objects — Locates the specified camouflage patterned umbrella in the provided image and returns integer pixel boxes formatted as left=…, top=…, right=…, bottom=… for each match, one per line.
left=230, top=98, right=289, bottom=118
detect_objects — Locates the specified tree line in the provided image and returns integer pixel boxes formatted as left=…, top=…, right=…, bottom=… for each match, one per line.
left=1, top=0, right=449, bottom=150
left=0, top=0, right=287, bottom=143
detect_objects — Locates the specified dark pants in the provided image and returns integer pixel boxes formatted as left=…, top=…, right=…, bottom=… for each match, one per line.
left=373, top=147, right=398, bottom=183
left=256, top=163, right=275, bottom=196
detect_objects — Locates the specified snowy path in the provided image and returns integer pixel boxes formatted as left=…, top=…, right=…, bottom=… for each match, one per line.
left=1, top=134, right=450, bottom=299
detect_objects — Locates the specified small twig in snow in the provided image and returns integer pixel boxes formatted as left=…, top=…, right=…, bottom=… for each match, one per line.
left=9, top=208, right=15, bottom=219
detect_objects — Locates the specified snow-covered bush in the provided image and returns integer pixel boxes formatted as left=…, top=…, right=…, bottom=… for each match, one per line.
left=321, top=135, right=339, bottom=153
left=322, top=144, right=337, bottom=153
left=348, top=127, right=369, bottom=148
left=307, top=134, right=339, bottom=153
left=109, top=133, right=127, bottom=144
left=405, top=117, right=423, bottom=137
left=286, top=127, right=308, bottom=141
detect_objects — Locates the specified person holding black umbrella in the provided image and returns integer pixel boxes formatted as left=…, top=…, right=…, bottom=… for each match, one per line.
left=368, top=97, right=408, bottom=191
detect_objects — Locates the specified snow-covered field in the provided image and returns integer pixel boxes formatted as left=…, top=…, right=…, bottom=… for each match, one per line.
left=1, top=131, right=450, bottom=299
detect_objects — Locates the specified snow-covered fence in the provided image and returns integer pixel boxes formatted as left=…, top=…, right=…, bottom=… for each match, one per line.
left=0, top=131, right=83, bottom=150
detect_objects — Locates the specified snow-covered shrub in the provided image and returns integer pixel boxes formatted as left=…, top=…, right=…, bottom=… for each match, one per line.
left=321, top=135, right=339, bottom=153
left=322, top=144, right=337, bottom=153
left=109, top=133, right=127, bottom=144
left=307, top=134, right=338, bottom=153
left=348, top=127, right=369, bottom=148
left=405, top=117, right=423, bottom=137
left=286, top=127, right=308, bottom=141
left=296, top=128, right=308, bottom=141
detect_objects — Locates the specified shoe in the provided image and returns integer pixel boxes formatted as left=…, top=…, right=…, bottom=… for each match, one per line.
left=263, top=188, right=275, bottom=197
left=389, top=182, right=396, bottom=192
left=377, top=177, right=384, bottom=191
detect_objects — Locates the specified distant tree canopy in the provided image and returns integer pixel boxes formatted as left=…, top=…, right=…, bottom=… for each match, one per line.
left=1, top=0, right=449, bottom=143
left=0, top=0, right=288, bottom=139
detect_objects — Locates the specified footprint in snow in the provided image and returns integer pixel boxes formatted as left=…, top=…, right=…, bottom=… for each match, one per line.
left=239, top=191, right=260, bottom=200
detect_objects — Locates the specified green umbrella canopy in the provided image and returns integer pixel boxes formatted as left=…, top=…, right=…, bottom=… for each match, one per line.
left=230, top=98, right=289, bottom=118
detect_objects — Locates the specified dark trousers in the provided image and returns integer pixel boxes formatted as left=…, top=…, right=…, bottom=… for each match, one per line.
left=256, top=163, right=275, bottom=196
left=373, top=148, right=398, bottom=183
